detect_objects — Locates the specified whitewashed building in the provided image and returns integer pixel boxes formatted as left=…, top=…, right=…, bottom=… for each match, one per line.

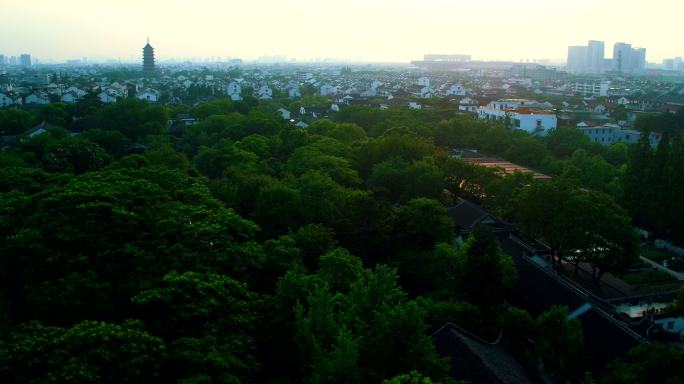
left=25, top=94, right=49, bottom=105
left=577, top=123, right=662, bottom=147
left=477, top=99, right=557, bottom=135
left=277, top=108, right=291, bottom=120
left=458, top=97, right=478, bottom=113
left=0, top=93, right=16, bottom=107
left=226, top=81, right=242, bottom=100
left=256, top=85, right=273, bottom=100
left=137, top=89, right=160, bottom=103
left=98, top=91, right=117, bottom=104
left=445, top=84, right=466, bottom=96
left=320, top=84, right=337, bottom=96
left=416, top=77, right=430, bottom=87
left=571, top=80, right=610, bottom=97
left=60, top=93, right=78, bottom=103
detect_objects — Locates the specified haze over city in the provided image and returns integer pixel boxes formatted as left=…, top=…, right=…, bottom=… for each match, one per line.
left=2, top=0, right=683, bottom=63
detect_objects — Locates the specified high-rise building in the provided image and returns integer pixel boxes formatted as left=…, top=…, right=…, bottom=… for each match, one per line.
left=662, top=57, right=683, bottom=71
left=567, top=46, right=588, bottom=73
left=567, top=40, right=605, bottom=73
left=612, top=43, right=646, bottom=73
left=676, top=57, right=684, bottom=71
left=142, top=38, right=155, bottom=73
left=664, top=58, right=675, bottom=70
left=19, top=54, right=31, bottom=67
left=632, top=48, right=646, bottom=71
left=9, top=56, right=17, bottom=66
left=587, top=40, right=605, bottom=73
left=0, top=54, right=6, bottom=65
left=612, top=42, right=631, bottom=72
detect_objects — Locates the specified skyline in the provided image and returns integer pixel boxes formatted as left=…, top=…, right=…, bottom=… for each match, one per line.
left=1, top=0, right=684, bottom=63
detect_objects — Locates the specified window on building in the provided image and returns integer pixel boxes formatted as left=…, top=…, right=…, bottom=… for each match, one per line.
left=536, top=120, right=542, bottom=130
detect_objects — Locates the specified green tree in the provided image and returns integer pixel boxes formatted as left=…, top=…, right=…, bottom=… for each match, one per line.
left=253, top=182, right=303, bottom=236
left=0, top=108, right=35, bottom=135
left=514, top=179, right=582, bottom=266
left=80, top=129, right=132, bottom=157
left=317, top=248, right=364, bottom=293
left=368, top=157, right=445, bottom=203
left=602, top=342, right=684, bottom=384
left=286, top=138, right=361, bottom=187
left=579, top=191, right=640, bottom=284
left=133, top=272, right=257, bottom=383
left=535, top=306, right=588, bottom=382
left=40, top=139, right=110, bottom=174
left=459, top=225, right=517, bottom=308
left=293, top=224, right=338, bottom=270
left=393, top=198, right=454, bottom=252
left=504, top=136, right=550, bottom=168
left=0, top=168, right=259, bottom=324
left=546, top=126, right=595, bottom=158
left=622, top=132, right=654, bottom=226
left=0, top=320, right=165, bottom=384
left=35, top=103, right=70, bottom=128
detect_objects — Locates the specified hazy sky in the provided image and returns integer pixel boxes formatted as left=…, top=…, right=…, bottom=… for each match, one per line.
left=1, top=0, right=682, bottom=63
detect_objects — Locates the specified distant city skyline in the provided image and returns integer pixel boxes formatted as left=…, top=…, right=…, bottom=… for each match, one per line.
left=2, top=0, right=683, bottom=63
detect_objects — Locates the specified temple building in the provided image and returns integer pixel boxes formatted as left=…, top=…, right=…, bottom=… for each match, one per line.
left=142, top=38, right=155, bottom=73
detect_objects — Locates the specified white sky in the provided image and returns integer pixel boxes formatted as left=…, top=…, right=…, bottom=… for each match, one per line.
left=1, top=0, right=682, bottom=63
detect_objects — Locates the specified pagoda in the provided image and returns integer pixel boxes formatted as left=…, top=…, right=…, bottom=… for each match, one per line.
left=142, top=37, right=155, bottom=73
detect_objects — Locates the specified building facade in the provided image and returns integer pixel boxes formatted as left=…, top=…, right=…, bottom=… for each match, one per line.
left=571, top=80, right=610, bottom=97
left=577, top=123, right=662, bottom=147
left=612, top=43, right=646, bottom=73
left=19, top=54, right=31, bottom=67
left=477, top=100, right=557, bottom=135
left=567, top=40, right=604, bottom=73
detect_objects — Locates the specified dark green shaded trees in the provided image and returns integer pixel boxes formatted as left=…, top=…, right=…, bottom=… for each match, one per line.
left=133, top=272, right=257, bottom=384
left=458, top=225, right=517, bottom=308
left=535, top=306, right=589, bottom=382
left=0, top=320, right=165, bottom=384
left=602, top=342, right=684, bottom=384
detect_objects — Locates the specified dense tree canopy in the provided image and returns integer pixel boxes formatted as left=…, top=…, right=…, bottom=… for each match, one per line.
left=1, top=98, right=679, bottom=383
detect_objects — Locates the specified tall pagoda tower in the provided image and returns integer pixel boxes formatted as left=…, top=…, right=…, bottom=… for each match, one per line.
left=142, top=37, right=155, bottom=73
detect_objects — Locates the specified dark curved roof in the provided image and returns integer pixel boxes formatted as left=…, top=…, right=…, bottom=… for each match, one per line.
left=434, top=324, right=536, bottom=384
left=447, top=198, right=516, bottom=234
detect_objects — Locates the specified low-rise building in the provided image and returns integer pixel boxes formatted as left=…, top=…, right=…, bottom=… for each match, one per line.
left=571, top=80, right=610, bottom=97
left=577, top=122, right=662, bottom=147
left=137, top=89, right=159, bottom=102
left=256, top=85, right=273, bottom=99
left=477, top=100, right=557, bottom=135
left=226, top=81, right=242, bottom=100
left=277, top=108, right=291, bottom=120
left=459, top=97, right=478, bottom=113
left=320, top=84, right=337, bottom=96
left=445, top=84, right=466, bottom=96
left=24, top=93, right=49, bottom=105
left=0, top=93, right=16, bottom=107
left=288, top=87, right=301, bottom=98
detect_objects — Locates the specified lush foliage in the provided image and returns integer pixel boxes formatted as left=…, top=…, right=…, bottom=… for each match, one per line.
left=1, top=98, right=678, bottom=383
